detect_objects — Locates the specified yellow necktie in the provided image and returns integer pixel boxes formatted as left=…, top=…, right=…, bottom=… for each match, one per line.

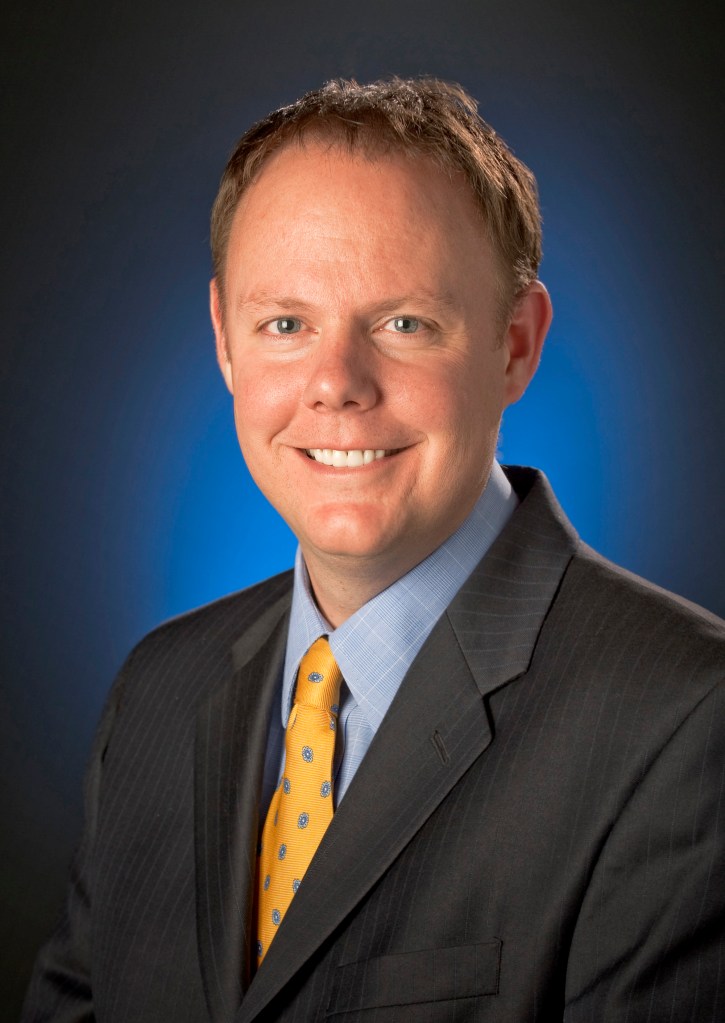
left=256, top=637, right=342, bottom=964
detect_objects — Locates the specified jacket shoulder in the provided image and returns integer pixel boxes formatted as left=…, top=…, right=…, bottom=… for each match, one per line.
left=110, top=570, right=293, bottom=704
left=556, top=542, right=724, bottom=686
left=135, top=569, right=293, bottom=653
left=572, top=541, right=723, bottom=626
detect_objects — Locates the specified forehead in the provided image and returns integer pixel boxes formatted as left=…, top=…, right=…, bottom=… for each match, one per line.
left=225, top=141, right=495, bottom=297
left=239, top=137, right=475, bottom=212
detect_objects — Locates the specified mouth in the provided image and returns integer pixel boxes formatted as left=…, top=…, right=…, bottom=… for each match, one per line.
left=304, top=448, right=400, bottom=468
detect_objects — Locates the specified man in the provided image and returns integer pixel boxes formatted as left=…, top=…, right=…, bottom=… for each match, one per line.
left=23, top=77, right=724, bottom=1022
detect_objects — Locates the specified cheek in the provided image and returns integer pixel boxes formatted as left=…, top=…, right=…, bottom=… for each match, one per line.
left=390, top=363, right=456, bottom=426
left=231, top=365, right=297, bottom=444
left=400, top=361, right=500, bottom=443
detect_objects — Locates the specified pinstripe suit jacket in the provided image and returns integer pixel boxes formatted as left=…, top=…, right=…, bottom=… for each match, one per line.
left=23, top=467, right=725, bottom=1022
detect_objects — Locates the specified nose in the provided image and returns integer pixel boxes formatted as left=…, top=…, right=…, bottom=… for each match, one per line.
left=302, top=329, right=379, bottom=413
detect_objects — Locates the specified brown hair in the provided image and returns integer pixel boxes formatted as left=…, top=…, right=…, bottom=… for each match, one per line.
left=210, top=77, right=542, bottom=316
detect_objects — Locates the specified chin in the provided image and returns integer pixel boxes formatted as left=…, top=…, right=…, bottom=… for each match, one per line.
left=298, top=509, right=401, bottom=563
left=306, top=532, right=394, bottom=563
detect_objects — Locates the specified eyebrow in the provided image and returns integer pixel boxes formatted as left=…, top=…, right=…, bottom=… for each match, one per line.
left=374, top=292, right=460, bottom=316
left=236, top=290, right=460, bottom=316
left=236, top=293, right=315, bottom=314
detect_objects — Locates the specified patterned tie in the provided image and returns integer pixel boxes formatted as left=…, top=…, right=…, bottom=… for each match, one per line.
left=256, top=637, right=342, bottom=964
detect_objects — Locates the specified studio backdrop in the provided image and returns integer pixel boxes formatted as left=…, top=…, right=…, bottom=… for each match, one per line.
left=2, top=0, right=723, bottom=1016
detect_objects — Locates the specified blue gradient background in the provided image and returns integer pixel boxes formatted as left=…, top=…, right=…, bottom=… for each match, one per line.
left=2, top=0, right=723, bottom=1014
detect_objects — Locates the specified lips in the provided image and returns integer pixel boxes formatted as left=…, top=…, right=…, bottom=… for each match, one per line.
left=305, top=448, right=394, bottom=467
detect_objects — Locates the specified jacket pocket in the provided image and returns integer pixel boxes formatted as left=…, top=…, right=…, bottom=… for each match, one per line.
left=327, top=940, right=501, bottom=1016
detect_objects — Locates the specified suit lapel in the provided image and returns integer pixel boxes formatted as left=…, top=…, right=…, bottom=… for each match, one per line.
left=195, top=593, right=291, bottom=1023
left=240, top=471, right=578, bottom=1021
left=447, top=466, right=579, bottom=691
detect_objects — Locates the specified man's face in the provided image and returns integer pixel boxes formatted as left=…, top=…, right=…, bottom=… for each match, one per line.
left=212, top=141, right=540, bottom=591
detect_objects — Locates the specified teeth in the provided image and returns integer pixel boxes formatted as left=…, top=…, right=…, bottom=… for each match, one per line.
left=306, top=448, right=391, bottom=467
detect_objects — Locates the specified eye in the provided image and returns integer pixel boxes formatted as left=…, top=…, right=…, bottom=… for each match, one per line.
left=383, top=316, right=420, bottom=334
left=264, top=317, right=303, bottom=335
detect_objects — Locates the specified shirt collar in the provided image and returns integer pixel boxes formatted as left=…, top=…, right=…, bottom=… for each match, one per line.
left=281, top=460, right=518, bottom=730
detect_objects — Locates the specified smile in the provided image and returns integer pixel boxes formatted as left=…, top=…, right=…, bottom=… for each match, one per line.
left=304, top=448, right=396, bottom=467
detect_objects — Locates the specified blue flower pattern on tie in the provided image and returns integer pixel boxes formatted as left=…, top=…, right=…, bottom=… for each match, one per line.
left=257, top=638, right=342, bottom=964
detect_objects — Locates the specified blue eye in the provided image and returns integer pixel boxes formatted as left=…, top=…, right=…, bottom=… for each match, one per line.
left=269, top=317, right=302, bottom=334
left=390, top=317, right=419, bottom=333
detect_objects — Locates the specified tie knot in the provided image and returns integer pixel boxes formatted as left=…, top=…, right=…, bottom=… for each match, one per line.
left=294, top=637, right=342, bottom=712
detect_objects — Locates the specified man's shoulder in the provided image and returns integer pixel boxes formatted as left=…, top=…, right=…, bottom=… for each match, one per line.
left=117, top=569, right=294, bottom=688
left=570, top=541, right=723, bottom=635
left=505, top=464, right=723, bottom=646
left=556, top=541, right=724, bottom=691
left=498, top=467, right=723, bottom=709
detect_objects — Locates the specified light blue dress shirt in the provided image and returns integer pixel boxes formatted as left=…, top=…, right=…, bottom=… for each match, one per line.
left=260, top=460, right=518, bottom=817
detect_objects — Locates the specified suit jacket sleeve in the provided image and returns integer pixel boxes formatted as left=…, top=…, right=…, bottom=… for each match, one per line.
left=20, top=658, right=128, bottom=1022
left=564, top=675, right=725, bottom=1021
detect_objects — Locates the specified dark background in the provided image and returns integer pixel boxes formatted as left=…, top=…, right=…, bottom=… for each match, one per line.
left=2, top=0, right=723, bottom=1016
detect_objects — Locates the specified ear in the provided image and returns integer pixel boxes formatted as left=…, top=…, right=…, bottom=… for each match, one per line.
left=502, top=281, right=552, bottom=406
left=210, top=278, right=234, bottom=393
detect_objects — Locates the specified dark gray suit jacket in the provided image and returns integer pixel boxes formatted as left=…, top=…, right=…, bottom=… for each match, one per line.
left=23, top=468, right=725, bottom=1022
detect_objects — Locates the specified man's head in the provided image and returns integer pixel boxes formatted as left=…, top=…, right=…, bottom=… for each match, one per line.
left=211, top=77, right=542, bottom=323
left=210, top=78, right=552, bottom=623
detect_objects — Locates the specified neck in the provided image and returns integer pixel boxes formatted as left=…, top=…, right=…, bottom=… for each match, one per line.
left=299, top=468, right=500, bottom=626
left=303, top=548, right=427, bottom=628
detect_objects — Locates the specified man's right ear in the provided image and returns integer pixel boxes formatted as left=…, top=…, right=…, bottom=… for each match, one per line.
left=210, top=278, right=234, bottom=393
